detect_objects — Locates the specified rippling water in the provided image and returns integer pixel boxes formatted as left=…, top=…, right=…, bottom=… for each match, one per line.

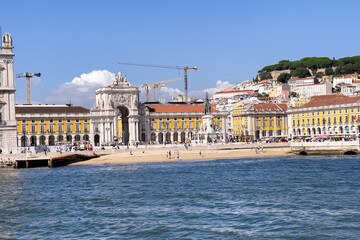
left=0, top=156, right=359, bottom=239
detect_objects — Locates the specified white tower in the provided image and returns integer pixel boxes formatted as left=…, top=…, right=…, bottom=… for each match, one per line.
left=0, top=32, right=17, bottom=152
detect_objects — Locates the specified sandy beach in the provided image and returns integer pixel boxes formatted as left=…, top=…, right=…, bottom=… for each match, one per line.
left=70, top=146, right=292, bottom=166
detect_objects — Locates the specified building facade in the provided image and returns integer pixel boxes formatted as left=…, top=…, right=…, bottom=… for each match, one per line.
left=0, top=33, right=17, bottom=152
left=287, top=95, right=360, bottom=138
left=232, top=103, right=288, bottom=140
left=15, top=105, right=90, bottom=147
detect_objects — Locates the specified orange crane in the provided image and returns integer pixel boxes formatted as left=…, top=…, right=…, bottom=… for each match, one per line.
left=118, top=62, right=197, bottom=103
left=141, top=78, right=183, bottom=102
left=14, top=72, right=41, bottom=104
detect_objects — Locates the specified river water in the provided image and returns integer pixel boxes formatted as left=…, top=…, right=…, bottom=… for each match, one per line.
left=0, top=156, right=359, bottom=239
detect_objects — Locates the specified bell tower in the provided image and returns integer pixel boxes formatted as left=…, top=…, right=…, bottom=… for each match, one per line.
left=0, top=32, right=17, bottom=151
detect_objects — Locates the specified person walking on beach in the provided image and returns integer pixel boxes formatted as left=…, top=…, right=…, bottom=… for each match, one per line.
left=177, top=153, right=179, bottom=160
left=168, top=150, right=171, bottom=159
left=199, top=150, right=202, bottom=156
left=166, top=151, right=169, bottom=159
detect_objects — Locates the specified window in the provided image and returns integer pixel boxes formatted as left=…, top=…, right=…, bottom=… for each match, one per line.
left=59, top=124, right=63, bottom=133
left=22, top=125, right=26, bottom=133
left=340, top=116, right=342, bottom=123
left=67, top=119, right=71, bottom=123
left=31, top=125, right=36, bottom=133
left=75, top=124, right=80, bottom=132
left=94, top=124, right=99, bottom=132
left=50, top=119, right=53, bottom=123
left=76, top=119, right=79, bottom=123
left=84, top=119, right=88, bottom=123
left=40, top=125, right=45, bottom=133
left=50, top=125, right=54, bottom=133
left=22, top=120, right=26, bottom=123
left=59, top=119, right=62, bottom=123
left=67, top=124, right=71, bottom=132
left=84, top=124, right=89, bottom=132
left=31, top=120, right=35, bottom=123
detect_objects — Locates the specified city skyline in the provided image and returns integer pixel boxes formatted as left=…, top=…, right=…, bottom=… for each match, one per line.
left=1, top=0, right=360, bottom=107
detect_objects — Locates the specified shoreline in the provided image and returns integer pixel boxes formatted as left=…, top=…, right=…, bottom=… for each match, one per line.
left=69, top=147, right=293, bottom=166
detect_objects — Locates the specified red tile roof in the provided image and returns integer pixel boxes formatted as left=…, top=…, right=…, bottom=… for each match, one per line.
left=253, top=103, right=287, bottom=112
left=299, top=95, right=360, bottom=108
left=16, top=105, right=90, bottom=114
left=146, top=104, right=218, bottom=113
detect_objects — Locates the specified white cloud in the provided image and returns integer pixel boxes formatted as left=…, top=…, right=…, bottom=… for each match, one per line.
left=45, top=70, right=114, bottom=108
left=203, top=80, right=235, bottom=95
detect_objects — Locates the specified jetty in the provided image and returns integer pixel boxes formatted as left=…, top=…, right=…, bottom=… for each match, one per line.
left=290, top=141, right=360, bottom=155
left=3, top=153, right=100, bottom=169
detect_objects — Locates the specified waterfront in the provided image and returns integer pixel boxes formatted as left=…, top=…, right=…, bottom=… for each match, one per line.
left=1, top=156, right=359, bottom=239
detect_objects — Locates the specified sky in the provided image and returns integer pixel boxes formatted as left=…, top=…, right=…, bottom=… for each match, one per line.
left=1, top=0, right=360, bottom=108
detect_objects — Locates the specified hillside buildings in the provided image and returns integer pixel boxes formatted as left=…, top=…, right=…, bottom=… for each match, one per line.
left=4, top=31, right=360, bottom=151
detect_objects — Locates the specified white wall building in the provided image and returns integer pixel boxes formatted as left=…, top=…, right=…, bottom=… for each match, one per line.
left=333, top=74, right=357, bottom=88
left=292, top=82, right=332, bottom=98
left=288, top=76, right=319, bottom=89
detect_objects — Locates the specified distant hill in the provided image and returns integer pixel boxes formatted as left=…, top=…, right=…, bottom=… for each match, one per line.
left=256, top=56, right=360, bottom=81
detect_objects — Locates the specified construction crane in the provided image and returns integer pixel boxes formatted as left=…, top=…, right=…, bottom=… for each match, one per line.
left=118, top=62, right=197, bottom=103
left=14, top=72, right=41, bottom=104
left=140, top=78, right=182, bottom=102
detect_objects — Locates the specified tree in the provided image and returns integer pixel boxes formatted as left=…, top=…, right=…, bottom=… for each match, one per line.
left=277, top=73, right=292, bottom=83
left=325, top=67, right=333, bottom=76
left=290, top=67, right=311, bottom=78
left=315, top=72, right=324, bottom=79
left=259, top=72, right=272, bottom=80
left=257, top=93, right=269, bottom=98
left=289, top=92, right=299, bottom=98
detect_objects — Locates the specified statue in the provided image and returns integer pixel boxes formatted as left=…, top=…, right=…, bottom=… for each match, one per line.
left=112, top=71, right=129, bottom=86
left=204, top=92, right=211, bottom=115
left=2, top=33, right=12, bottom=48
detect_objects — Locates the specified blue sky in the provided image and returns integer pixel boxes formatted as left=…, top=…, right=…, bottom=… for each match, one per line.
left=1, top=0, right=360, bottom=107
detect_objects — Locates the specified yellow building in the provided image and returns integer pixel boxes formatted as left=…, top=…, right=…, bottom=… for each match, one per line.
left=287, top=95, right=360, bottom=138
left=289, top=97, right=310, bottom=107
left=16, top=104, right=90, bottom=146
left=143, top=104, right=228, bottom=143
left=232, top=102, right=288, bottom=140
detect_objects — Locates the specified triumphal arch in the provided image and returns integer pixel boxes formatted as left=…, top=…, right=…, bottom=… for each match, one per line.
left=90, top=72, right=141, bottom=145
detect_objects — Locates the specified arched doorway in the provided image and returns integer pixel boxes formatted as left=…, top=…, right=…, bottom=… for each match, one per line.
left=173, top=132, right=178, bottom=143
left=141, top=133, right=146, bottom=142
left=158, top=133, right=163, bottom=144
left=58, top=135, right=64, bottom=142
left=166, top=132, right=171, bottom=143
left=40, top=135, right=46, bottom=145
left=30, top=136, right=37, bottom=146
left=255, top=130, right=260, bottom=139
left=20, top=136, right=28, bottom=147
left=150, top=133, right=156, bottom=142
left=181, top=132, right=186, bottom=143
left=75, top=135, right=81, bottom=141
left=49, top=135, right=55, bottom=146
left=83, top=135, right=89, bottom=141
left=117, top=106, right=130, bottom=144
left=67, top=135, right=72, bottom=143
left=94, top=134, right=100, bottom=146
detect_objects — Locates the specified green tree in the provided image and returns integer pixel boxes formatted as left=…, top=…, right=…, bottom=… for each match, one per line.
left=315, top=72, right=324, bottom=79
left=325, top=67, right=333, bottom=76
left=290, top=67, right=311, bottom=78
left=289, top=92, right=299, bottom=98
left=277, top=73, right=292, bottom=83
left=259, top=72, right=272, bottom=80
left=257, top=93, right=269, bottom=98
